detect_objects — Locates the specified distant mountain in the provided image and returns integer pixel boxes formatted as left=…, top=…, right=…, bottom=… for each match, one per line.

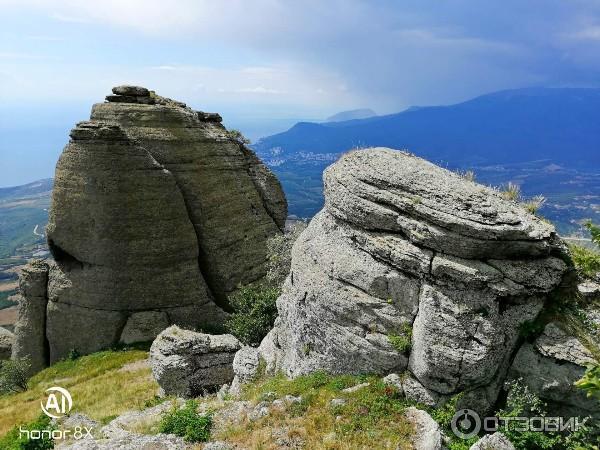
left=0, top=178, right=53, bottom=200
left=325, top=108, right=377, bottom=122
left=253, top=88, right=600, bottom=234
left=255, top=88, right=600, bottom=167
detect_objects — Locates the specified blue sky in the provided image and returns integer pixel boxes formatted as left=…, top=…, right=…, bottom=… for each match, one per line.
left=1, top=0, right=600, bottom=186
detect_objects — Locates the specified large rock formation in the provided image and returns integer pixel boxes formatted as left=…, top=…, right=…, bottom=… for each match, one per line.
left=15, top=86, right=286, bottom=366
left=243, top=148, right=572, bottom=414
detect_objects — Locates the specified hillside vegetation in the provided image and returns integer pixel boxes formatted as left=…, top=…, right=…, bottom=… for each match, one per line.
left=0, top=348, right=157, bottom=436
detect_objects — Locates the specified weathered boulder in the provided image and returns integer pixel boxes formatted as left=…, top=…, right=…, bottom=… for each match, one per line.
left=252, top=148, right=569, bottom=415
left=508, top=320, right=599, bottom=420
left=230, top=346, right=261, bottom=395
left=150, top=325, right=241, bottom=397
left=0, top=327, right=14, bottom=360
left=15, top=87, right=285, bottom=368
left=11, top=260, right=49, bottom=373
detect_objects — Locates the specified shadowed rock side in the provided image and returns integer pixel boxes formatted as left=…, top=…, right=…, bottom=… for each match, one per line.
left=241, top=148, right=571, bottom=415
left=15, top=86, right=286, bottom=366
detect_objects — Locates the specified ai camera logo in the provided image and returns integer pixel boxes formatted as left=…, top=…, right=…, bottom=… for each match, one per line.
left=41, top=386, right=73, bottom=419
left=451, top=409, right=481, bottom=439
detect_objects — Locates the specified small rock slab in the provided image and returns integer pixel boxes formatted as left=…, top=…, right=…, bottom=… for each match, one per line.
left=404, top=407, right=443, bottom=450
left=149, top=325, right=241, bottom=397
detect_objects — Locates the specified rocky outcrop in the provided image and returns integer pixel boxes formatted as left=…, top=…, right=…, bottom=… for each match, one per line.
left=0, top=327, right=14, bottom=361
left=91, top=86, right=286, bottom=301
left=243, top=148, right=570, bottom=415
left=11, top=260, right=49, bottom=373
left=508, top=319, right=599, bottom=420
left=15, top=86, right=285, bottom=367
left=150, top=326, right=241, bottom=397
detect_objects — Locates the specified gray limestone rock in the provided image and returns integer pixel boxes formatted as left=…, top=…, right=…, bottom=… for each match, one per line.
left=250, top=148, right=569, bottom=417
left=119, top=311, right=170, bottom=345
left=231, top=345, right=261, bottom=395
left=111, top=85, right=150, bottom=96
left=15, top=87, right=285, bottom=372
left=91, top=95, right=286, bottom=302
left=508, top=322, right=599, bottom=420
left=404, top=407, right=443, bottom=450
left=11, top=260, right=49, bottom=373
left=149, top=326, right=241, bottom=397
left=469, top=432, right=515, bottom=450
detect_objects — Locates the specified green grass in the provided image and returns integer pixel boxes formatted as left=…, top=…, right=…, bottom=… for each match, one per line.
left=159, top=400, right=212, bottom=443
left=388, top=324, right=413, bottom=354
left=218, top=371, right=414, bottom=449
left=0, top=349, right=157, bottom=437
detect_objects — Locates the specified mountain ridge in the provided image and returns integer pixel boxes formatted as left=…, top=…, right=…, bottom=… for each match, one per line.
left=254, top=87, right=600, bottom=168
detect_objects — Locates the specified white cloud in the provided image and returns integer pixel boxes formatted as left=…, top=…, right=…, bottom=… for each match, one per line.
left=567, top=26, right=600, bottom=41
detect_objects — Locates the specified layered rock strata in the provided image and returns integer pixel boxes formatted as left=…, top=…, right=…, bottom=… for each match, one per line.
left=12, top=260, right=49, bottom=373
left=150, top=326, right=241, bottom=397
left=242, top=148, right=571, bottom=414
left=14, top=87, right=286, bottom=366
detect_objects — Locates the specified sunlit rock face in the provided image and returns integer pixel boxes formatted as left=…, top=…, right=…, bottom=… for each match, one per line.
left=249, top=147, right=569, bottom=414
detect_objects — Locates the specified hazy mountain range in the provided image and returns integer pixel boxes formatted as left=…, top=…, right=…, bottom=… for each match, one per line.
left=253, top=88, right=600, bottom=235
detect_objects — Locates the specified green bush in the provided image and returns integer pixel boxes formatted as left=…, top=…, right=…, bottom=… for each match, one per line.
left=159, top=400, right=212, bottom=443
left=0, top=358, right=30, bottom=394
left=586, top=221, right=600, bottom=246
left=0, top=414, right=55, bottom=449
left=576, top=364, right=600, bottom=399
left=497, top=379, right=596, bottom=449
left=569, top=244, right=600, bottom=279
left=388, top=323, right=412, bottom=354
left=225, top=285, right=280, bottom=345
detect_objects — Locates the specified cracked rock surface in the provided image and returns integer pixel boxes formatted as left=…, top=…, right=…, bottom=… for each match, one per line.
left=15, top=86, right=286, bottom=367
left=243, top=148, right=569, bottom=415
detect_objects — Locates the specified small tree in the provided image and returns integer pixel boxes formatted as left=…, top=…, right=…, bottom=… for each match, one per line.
left=0, top=358, right=31, bottom=394
left=576, top=364, right=600, bottom=399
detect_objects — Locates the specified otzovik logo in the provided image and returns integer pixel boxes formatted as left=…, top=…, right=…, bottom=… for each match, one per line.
left=41, top=386, right=73, bottom=419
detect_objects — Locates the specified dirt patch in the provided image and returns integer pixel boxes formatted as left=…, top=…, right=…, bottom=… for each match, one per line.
left=119, top=359, right=151, bottom=373
left=0, top=306, right=17, bottom=327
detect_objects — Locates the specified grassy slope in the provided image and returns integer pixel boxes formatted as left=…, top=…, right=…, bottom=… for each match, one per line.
left=0, top=349, right=158, bottom=436
left=213, top=372, right=414, bottom=450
